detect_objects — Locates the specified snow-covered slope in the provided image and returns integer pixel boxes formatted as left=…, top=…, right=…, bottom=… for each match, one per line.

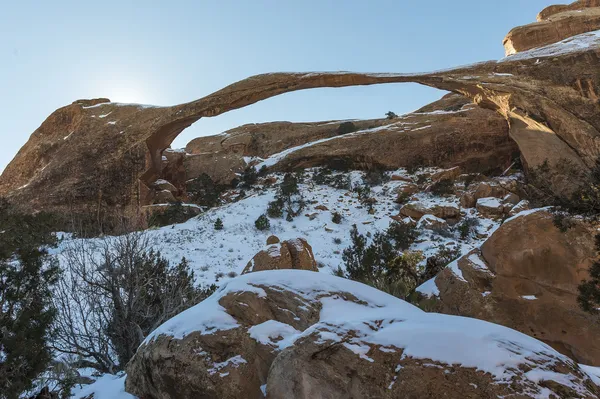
left=54, top=168, right=500, bottom=288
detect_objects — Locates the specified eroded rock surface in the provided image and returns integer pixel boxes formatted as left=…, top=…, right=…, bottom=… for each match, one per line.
left=418, top=209, right=600, bottom=366
left=126, top=271, right=599, bottom=399
left=2, top=25, right=599, bottom=223
left=504, top=1, right=600, bottom=55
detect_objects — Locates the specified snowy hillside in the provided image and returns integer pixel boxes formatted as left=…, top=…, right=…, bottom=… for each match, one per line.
left=53, top=168, right=501, bottom=289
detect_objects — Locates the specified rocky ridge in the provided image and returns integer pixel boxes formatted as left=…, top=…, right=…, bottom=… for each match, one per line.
left=2, top=0, right=600, bottom=225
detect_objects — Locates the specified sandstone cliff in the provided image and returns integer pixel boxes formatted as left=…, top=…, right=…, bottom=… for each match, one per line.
left=2, top=9, right=599, bottom=225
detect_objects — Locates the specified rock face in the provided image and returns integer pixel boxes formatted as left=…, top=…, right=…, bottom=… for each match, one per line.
left=126, top=271, right=599, bottom=399
left=184, top=94, right=512, bottom=185
left=3, top=3, right=600, bottom=223
left=418, top=209, right=600, bottom=366
left=242, top=238, right=318, bottom=274
left=504, top=1, right=600, bottom=55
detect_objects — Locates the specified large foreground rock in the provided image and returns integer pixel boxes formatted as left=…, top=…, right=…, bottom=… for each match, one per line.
left=126, top=271, right=599, bottom=399
left=417, top=209, right=600, bottom=366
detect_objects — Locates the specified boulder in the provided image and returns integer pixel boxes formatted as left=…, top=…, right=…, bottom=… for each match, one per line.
left=394, top=182, right=419, bottom=197
left=152, top=179, right=178, bottom=193
left=476, top=196, right=506, bottom=218
left=400, top=202, right=460, bottom=220
left=153, top=190, right=176, bottom=204
left=242, top=238, right=318, bottom=274
left=417, top=214, right=448, bottom=231
left=266, top=235, right=280, bottom=245
left=417, top=209, right=600, bottom=365
left=126, top=271, right=599, bottom=399
left=460, top=181, right=510, bottom=208
left=430, top=166, right=461, bottom=182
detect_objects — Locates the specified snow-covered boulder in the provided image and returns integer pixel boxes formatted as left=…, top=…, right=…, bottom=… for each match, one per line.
left=460, top=181, right=510, bottom=208
left=126, top=271, right=599, bottom=399
left=417, top=214, right=448, bottom=231
left=242, top=238, right=318, bottom=274
left=417, top=209, right=600, bottom=366
left=476, top=196, right=506, bottom=217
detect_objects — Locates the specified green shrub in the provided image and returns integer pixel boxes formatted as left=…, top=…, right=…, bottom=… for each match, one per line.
left=364, top=168, right=389, bottom=187
left=386, top=221, right=419, bottom=251
left=430, top=179, right=454, bottom=196
left=148, top=202, right=197, bottom=227
left=385, top=111, right=398, bottom=120
left=187, top=173, right=225, bottom=208
left=267, top=198, right=285, bottom=218
left=239, top=167, right=258, bottom=189
left=340, top=222, right=421, bottom=300
left=457, top=217, right=480, bottom=240
left=255, top=214, right=271, bottom=230
left=0, top=199, right=60, bottom=397
left=267, top=173, right=305, bottom=220
left=337, top=121, right=357, bottom=135
left=312, top=169, right=351, bottom=190
left=214, top=218, right=224, bottom=230
left=332, top=212, right=343, bottom=224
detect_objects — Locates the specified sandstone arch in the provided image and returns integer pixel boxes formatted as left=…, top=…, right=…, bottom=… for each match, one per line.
left=1, top=30, right=599, bottom=223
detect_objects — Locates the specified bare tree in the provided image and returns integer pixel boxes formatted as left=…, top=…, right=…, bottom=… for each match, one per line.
left=52, top=232, right=214, bottom=372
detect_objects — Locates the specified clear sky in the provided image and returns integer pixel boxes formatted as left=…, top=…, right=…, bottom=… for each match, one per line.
left=0, top=0, right=553, bottom=172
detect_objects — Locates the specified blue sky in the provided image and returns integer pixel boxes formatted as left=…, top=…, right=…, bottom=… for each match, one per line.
left=0, top=0, right=553, bottom=172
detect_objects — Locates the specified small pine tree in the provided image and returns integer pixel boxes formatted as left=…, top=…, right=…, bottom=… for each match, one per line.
left=578, top=234, right=600, bottom=314
left=255, top=214, right=271, bottom=231
left=0, top=199, right=60, bottom=398
left=332, top=212, right=343, bottom=224
left=214, top=218, right=224, bottom=230
left=385, top=111, right=398, bottom=120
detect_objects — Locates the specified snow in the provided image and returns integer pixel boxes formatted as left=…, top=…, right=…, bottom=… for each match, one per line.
left=580, top=364, right=600, bottom=385
left=445, top=259, right=467, bottom=282
left=248, top=320, right=301, bottom=350
left=521, top=295, right=538, bottom=301
left=503, top=206, right=553, bottom=224
left=71, top=374, right=134, bottom=399
left=208, top=355, right=247, bottom=376
left=415, top=277, right=439, bottom=297
left=55, top=168, right=501, bottom=299
left=467, top=252, right=489, bottom=272
left=476, top=197, right=502, bottom=208
left=145, top=270, right=422, bottom=343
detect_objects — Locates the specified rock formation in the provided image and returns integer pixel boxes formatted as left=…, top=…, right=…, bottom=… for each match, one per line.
left=185, top=94, right=513, bottom=185
left=126, top=270, right=599, bottom=399
left=418, top=209, right=600, bottom=366
left=504, top=1, right=600, bottom=55
left=2, top=0, right=600, bottom=225
left=242, top=238, right=318, bottom=274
